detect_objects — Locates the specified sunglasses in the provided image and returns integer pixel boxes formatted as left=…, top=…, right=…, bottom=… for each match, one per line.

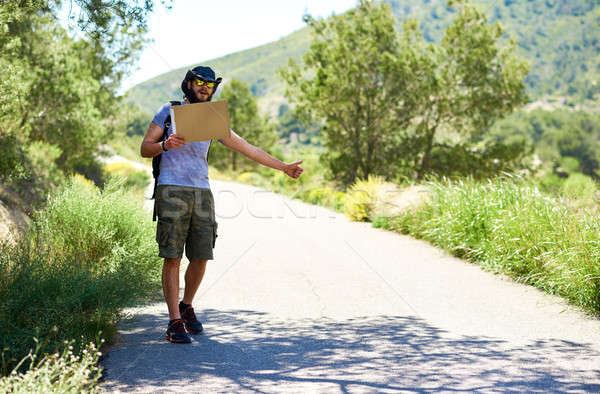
left=194, top=79, right=215, bottom=88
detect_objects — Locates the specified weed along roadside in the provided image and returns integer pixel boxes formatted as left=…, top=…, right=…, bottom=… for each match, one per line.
left=0, top=176, right=161, bottom=391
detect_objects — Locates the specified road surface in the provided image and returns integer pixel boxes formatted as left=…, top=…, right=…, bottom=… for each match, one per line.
left=101, top=179, right=600, bottom=393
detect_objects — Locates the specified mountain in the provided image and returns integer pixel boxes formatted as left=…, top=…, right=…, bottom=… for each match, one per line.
left=125, top=27, right=311, bottom=116
left=126, top=0, right=599, bottom=117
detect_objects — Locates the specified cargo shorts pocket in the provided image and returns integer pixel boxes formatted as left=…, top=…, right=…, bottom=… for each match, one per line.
left=156, top=219, right=170, bottom=247
left=212, top=222, right=218, bottom=248
left=156, top=219, right=184, bottom=258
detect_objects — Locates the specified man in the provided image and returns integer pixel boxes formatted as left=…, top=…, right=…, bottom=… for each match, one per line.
left=141, top=66, right=303, bottom=343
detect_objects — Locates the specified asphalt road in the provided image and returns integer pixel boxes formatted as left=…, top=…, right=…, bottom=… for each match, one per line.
left=101, top=179, right=600, bottom=393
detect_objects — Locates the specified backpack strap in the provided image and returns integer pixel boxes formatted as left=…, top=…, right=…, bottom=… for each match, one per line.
left=152, top=100, right=182, bottom=222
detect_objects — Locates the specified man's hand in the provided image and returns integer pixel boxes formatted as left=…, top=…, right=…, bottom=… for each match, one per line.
left=165, top=133, right=186, bottom=150
left=283, top=160, right=304, bottom=179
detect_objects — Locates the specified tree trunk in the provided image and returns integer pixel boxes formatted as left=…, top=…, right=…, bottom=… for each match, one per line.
left=417, top=130, right=435, bottom=181
left=365, top=139, right=374, bottom=180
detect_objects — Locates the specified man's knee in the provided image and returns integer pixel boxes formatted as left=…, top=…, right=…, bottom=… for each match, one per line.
left=164, top=257, right=182, bottom=267
left=188, top=259, right=208, bottom=267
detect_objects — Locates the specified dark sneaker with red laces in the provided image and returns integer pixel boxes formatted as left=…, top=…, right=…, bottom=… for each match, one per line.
left=165, top=319, right=192, bottom=343
left=179, top=302, right=204, bottom=335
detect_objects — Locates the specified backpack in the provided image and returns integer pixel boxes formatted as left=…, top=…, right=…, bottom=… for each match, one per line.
left=152, top=100, right=181, bottom=221
left=151, top=100, right=213, bottom=221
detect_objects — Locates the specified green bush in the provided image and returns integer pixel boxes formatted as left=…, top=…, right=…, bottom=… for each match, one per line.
left=31, top=176, right=158, bottom=271
left=0, top=132, right=28, bottom=183
left=560, top=173, right=598, bottom=208
left=536, top=172, right=565, bottom=195
left=306, top=187, right=346, bottom=212
left=236, top=171, right=268, bottom=187
left=558, top=157, right=580, bottom=175
left=0, top=176, right=161, bottom=371
left=377, top=178, right=600, bottom=314
left=103, top=162, right=150, bottom=192
left=344, top=176, right=388, bottom=222
left=0, top=342, right=101, bottom=393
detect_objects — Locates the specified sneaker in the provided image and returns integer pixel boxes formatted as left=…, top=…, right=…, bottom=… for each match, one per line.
left=179, top=303, right=204, bottom=335
left=165, top=319, right=192, bottom=343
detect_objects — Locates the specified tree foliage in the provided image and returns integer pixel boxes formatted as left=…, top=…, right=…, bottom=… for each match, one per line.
left=281, top=0, right=422, bottom=185
left=0, top=0, right=165, bottom=200
left=281, top=0, right=529, bottom=185
left=275, top=104, right=321, bottom=146
left=490, top=109, right=600, bottom=179
left=412, top=0, right=529, bottom=179
left=210, top=79, right=278, bottom=171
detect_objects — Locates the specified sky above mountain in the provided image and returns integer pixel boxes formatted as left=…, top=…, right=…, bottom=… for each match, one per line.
left=115, top=0, right=356, bottom=91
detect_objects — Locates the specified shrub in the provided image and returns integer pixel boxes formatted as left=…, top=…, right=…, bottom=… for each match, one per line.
left=331, top=191, right=347, bottom=212
left=236, top=171, right=267, bottom=188
left=102, top=162, right=150, bottom=192
left=344, top=176, right=391, bottom=222
left=31, top=176, right=158, bottom=272
left=560, top=173, right=598, bottom=209
left=536, top=172, right=564, bottom=195
left=0, top=177, right=161, bottom=371
left=558, top=156, right=580, bottom=175
left=0, top=341, right=101, bottom=393
left=306, top=187, right=346, bottom=212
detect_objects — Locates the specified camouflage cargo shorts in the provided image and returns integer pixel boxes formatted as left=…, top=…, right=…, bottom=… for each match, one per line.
left=155, top=185, right=218, bottom=261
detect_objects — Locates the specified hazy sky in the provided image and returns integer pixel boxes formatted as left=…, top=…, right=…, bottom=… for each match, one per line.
left=109, top=0, right=357, bottom=91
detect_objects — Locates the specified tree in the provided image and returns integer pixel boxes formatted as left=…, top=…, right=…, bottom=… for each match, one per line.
left=210, top=79, right=278, bottom=171
left=556, top=125, right=600, bottom=178
left=275, top=104, right=321, bottom=145
left=412, top=0, right=529, bottom=179
left=281, top=0, right=422, bottom=186
left=0, top=1, right=167, bottom=197
left=281, top=0, right=529, bottom=185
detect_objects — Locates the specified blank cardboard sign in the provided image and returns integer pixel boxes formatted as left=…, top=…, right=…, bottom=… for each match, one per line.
left=170, top=100, right=230, bottom=142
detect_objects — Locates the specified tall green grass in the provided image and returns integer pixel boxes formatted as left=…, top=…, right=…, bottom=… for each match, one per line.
left=374, top=178, right=600, bottom=314
left=103, top=161, right=150, bottom=193
left=0, top=176, right=161, bottom=376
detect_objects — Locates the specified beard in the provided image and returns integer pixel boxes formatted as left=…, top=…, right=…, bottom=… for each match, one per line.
left=195, top=90, right=212, bottom=102
left=183, top=82, right=213, bottom=103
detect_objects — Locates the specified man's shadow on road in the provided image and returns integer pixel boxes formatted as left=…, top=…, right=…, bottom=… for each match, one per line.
left=101, top=309, right=600, bottom=392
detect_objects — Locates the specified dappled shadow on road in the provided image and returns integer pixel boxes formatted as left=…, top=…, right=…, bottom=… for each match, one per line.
left=101, top=309, right=600, bottom=392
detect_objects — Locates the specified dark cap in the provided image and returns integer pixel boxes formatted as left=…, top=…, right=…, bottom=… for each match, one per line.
left=189, top=66, right=218, bottom=82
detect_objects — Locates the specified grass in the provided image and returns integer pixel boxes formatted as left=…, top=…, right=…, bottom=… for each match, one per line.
left=103, top=161, right=150, bottom=194
left=0, top=341, right=101, bottom=393
left=373, top=177, right=600, bottom=314
left=0, top=176, right=162, bottom=386
left=105, top=134, right=149, bottom=165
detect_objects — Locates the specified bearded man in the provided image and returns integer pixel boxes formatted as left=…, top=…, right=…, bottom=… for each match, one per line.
left=141, top=66, right=303, bottom=343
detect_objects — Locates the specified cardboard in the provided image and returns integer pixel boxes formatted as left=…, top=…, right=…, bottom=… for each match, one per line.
left=170, top=100, right=230, bottom=142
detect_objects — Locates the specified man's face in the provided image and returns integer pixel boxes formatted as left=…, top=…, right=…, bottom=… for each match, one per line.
left=188, top=78, right=215, bottom=102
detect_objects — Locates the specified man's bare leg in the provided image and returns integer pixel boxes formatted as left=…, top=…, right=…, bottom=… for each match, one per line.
left=182, top=259, right=207, bottom=305
left=162, top=257, right=182, bottom=320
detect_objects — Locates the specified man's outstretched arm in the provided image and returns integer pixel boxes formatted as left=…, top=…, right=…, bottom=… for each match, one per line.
left=220, top=129, right=303, bottom=179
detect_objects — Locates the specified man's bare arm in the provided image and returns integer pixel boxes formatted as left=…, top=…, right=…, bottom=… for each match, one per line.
left=140, top=122, right=186, bottom=158
left=220, top=129, right=303, bottom=179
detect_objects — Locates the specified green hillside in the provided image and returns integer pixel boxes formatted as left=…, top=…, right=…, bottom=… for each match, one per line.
left=127, top=0, right=599, bottom=116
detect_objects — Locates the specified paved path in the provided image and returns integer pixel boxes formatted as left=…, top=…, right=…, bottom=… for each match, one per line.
left=101, top=179, right=600, bottom=393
